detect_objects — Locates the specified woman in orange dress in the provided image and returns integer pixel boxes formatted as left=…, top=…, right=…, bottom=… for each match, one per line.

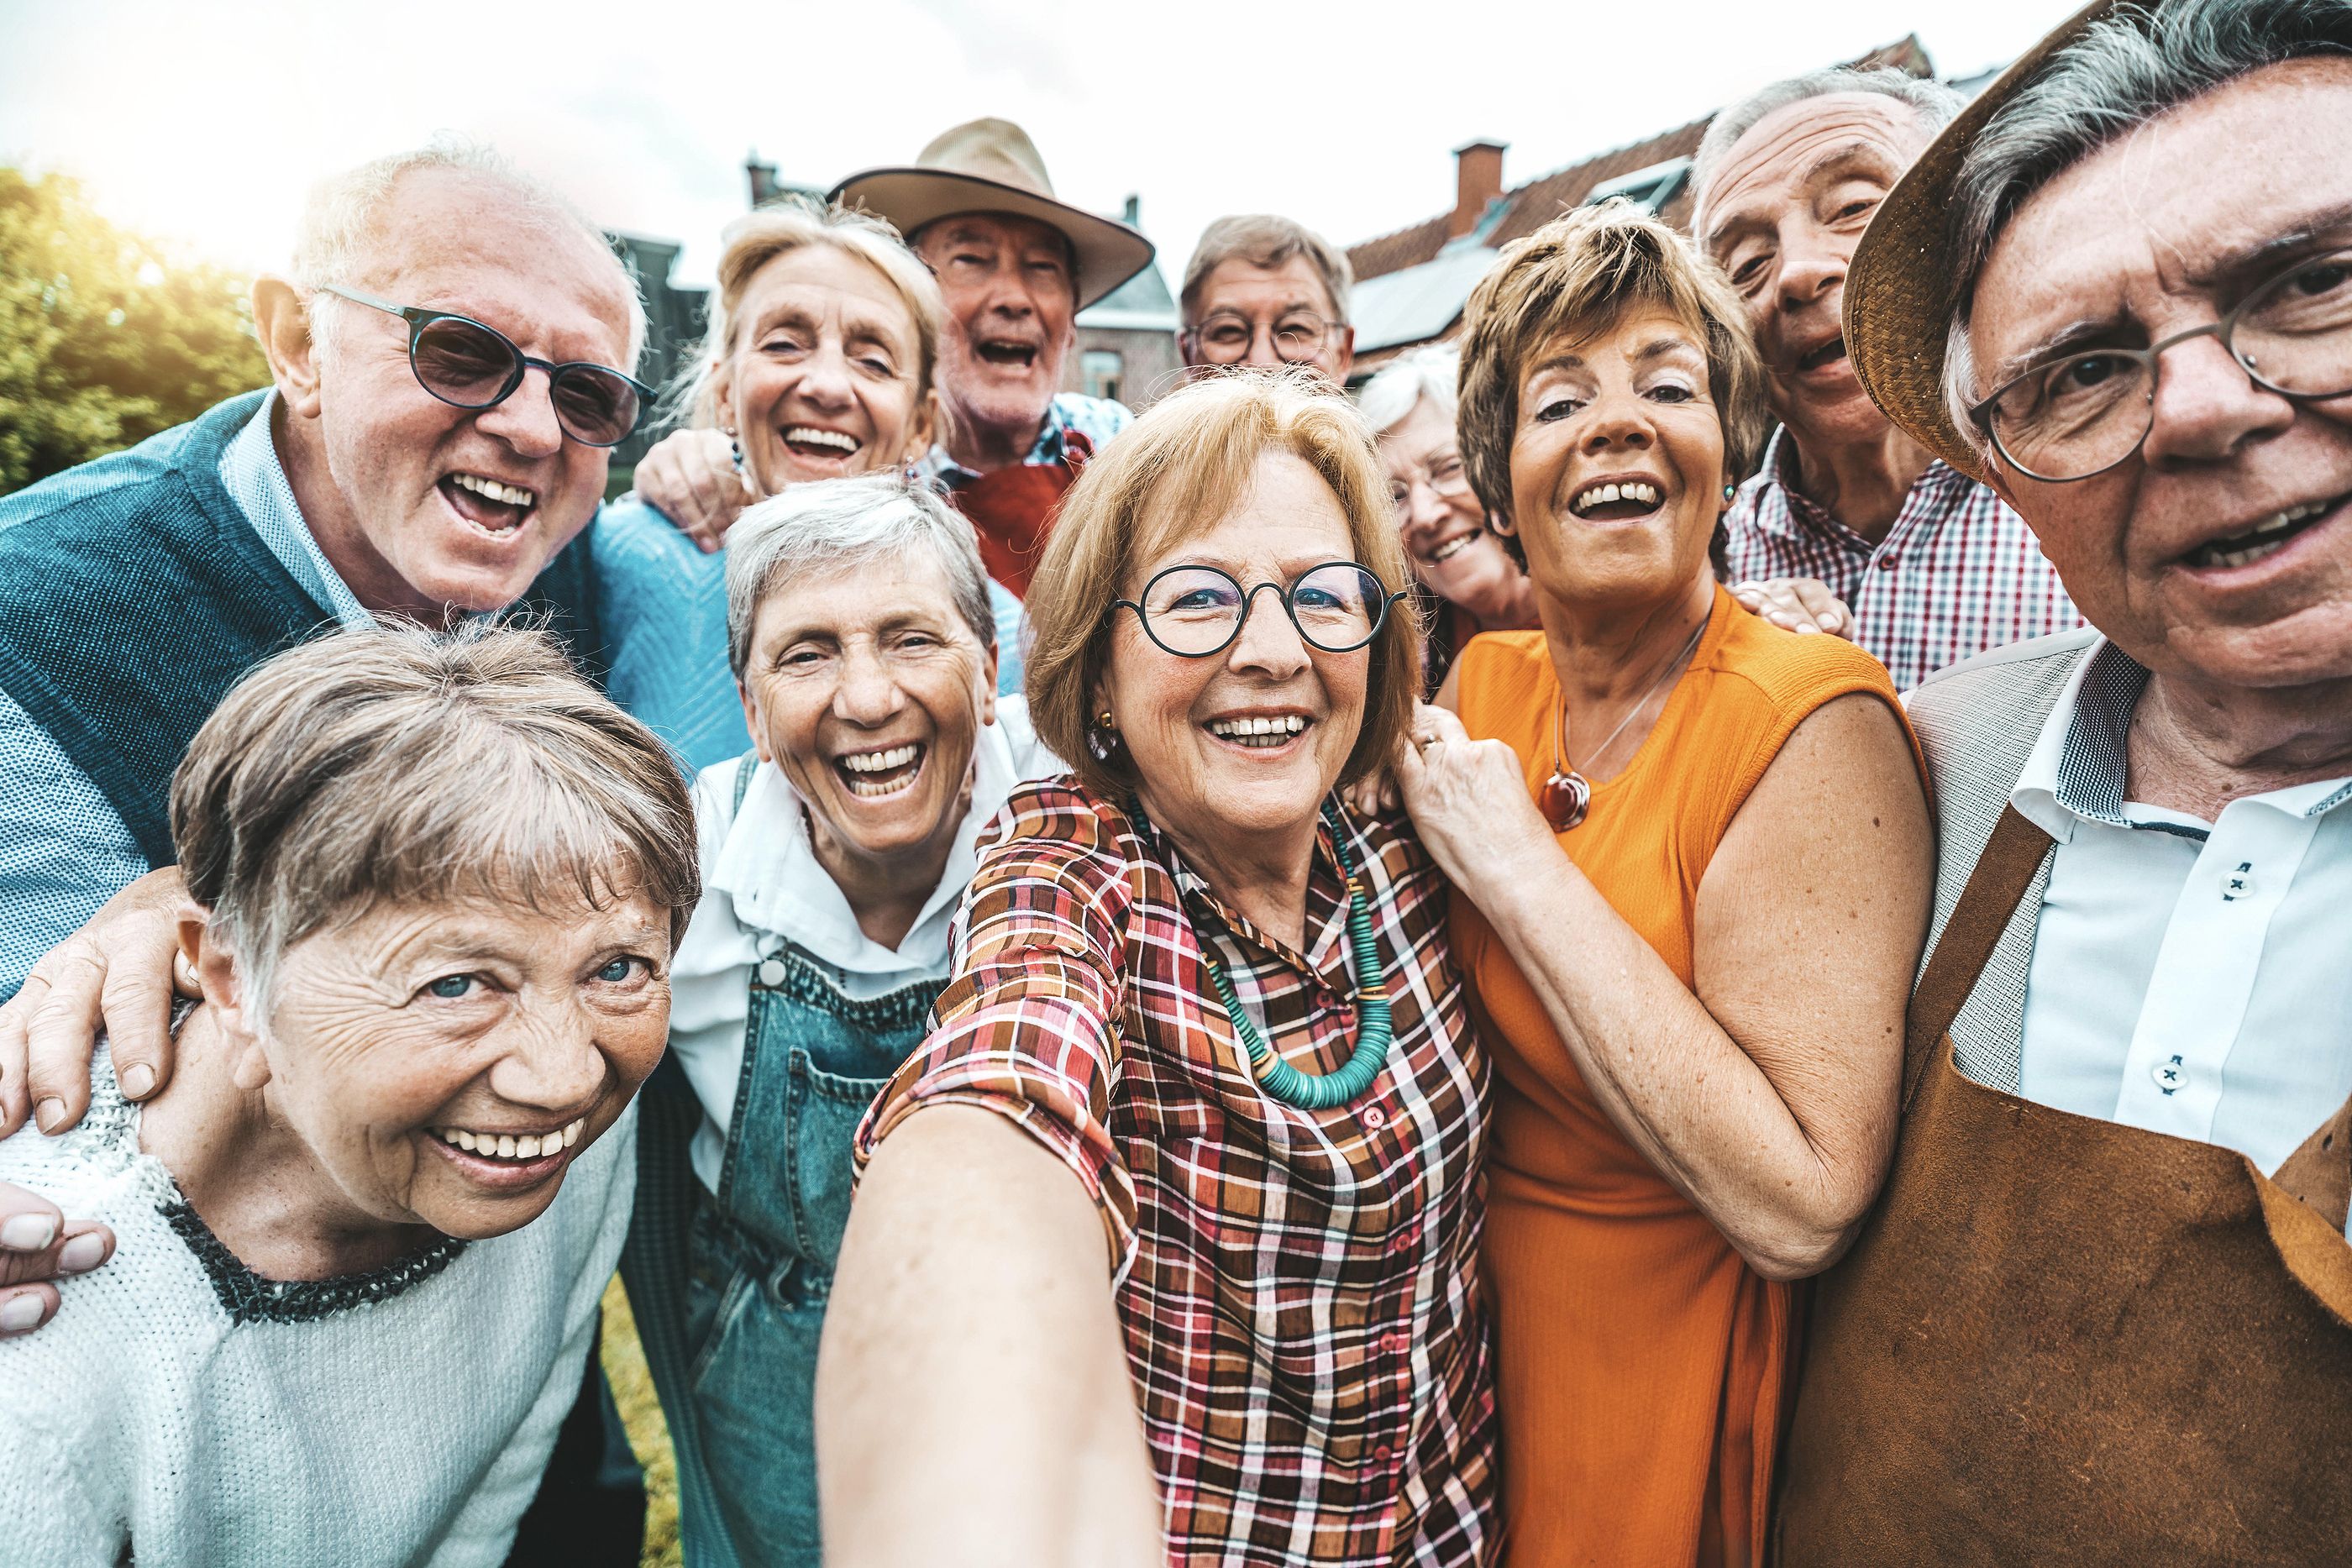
left=1393, top=202, right=1935, bottom=1565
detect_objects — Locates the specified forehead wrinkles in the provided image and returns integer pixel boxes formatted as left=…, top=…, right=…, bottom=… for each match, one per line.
left=1708, top=102, right=1922, bottom=239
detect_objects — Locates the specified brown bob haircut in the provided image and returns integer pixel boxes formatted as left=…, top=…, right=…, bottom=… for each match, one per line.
left=1022, top=370, right=1421, bottom=797
left=171, top=621, right=701, bottom=1009
left=1456, top=200, right=1770, bottom=567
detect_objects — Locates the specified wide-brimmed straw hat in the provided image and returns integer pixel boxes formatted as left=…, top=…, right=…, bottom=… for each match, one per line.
left=831, top=118, right=1154, bottom=310
left=1844, top=0, right=2124, bottom=481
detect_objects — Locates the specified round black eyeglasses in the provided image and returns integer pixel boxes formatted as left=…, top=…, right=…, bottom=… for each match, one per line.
left=1113, top=561, right=1407, bottom=658
left=317, top=285, right=653, bottom=448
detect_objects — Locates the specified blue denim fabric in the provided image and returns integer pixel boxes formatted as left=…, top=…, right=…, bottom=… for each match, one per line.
left=675, top=940, right=939, bottom=1565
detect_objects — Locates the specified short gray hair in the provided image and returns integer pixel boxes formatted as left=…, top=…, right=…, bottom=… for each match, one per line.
left=724, top=475, right=996, bottom=679
left=1693, top=66, right=1966, bottom=235
left=171, top=621, right=700, bottom=1014
left=294, top=134, right=647, bottom=369
left=1181, top=214, right=1354, bottom=324
left=1940, top=0, right=2352, bottom=451
left=1357, top=343, right=1461, bottom=436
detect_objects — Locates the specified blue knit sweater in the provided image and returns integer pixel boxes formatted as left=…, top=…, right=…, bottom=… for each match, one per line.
left=0, top=391, right=604, bottom=867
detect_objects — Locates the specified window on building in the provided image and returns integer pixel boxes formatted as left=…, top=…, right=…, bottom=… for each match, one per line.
left=1082, top=349, right=1125, bottom=405
left=1584, top=156, right=1692, bottom=216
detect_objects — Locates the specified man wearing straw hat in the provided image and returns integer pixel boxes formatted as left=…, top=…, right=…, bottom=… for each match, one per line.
left=1775, top=0, right=2352, bottom=1560
left=639, top=119, right=1153, bottom=597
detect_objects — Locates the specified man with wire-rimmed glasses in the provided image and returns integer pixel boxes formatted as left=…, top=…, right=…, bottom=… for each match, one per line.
left=1777, top=0, right=2352, bottom=1557
left=1179, top=213, right=1357, bottom=385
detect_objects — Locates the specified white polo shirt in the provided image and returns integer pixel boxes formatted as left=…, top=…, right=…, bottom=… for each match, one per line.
left=2013, top=641, right=2352, bottom=1186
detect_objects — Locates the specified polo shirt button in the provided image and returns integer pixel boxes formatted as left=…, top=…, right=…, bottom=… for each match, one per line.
left=2153, top=1055, right=2187, bottom=1094
left=757, top=957, right=786, bottom=988
left=1362, top=1106, right=1388, bottom=1130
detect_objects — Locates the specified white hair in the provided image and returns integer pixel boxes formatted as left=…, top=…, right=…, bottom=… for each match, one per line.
left=1357, top=343, right=1460, bottom=437
left=1692, top=66, right=1966, bottom=238
left=1940, top=0, right=2352, bottom=455
left=724, top=474, right=995, bottom=679
left=293, top=134, right=647, bottom=370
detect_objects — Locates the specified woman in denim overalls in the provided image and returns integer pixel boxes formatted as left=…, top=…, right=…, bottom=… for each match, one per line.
left=621, top=477, right=1057, bottom=1565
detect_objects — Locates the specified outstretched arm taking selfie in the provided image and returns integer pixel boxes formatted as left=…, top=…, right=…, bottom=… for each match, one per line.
left=816, top=1105, right=1162, bottom=1568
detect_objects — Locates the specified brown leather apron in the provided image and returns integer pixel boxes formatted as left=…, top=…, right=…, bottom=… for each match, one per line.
left=947, top=430, right=1094, bottom=598
left=1774, top=805, right=2352, bottom=1566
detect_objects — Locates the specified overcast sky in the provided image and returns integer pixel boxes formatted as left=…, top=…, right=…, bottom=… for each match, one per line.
left=1, top=0, right=2071, bottom=295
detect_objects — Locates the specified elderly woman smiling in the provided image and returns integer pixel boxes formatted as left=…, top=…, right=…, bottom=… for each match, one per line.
left=1399, top=202, right=1933, bottom=1566
left=818, top=374, right=1496, bottom=1566
left=594, top=197, right=1025, bottom=774
left=0, top=625, right=698, bottom=1565
left=622, top=473, right=1055, bottom=1566
left=1359, top=343, right=1538, bottom=692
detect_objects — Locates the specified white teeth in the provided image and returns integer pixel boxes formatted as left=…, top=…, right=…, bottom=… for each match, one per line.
left=840, top=743, right=921, bottom=773
left=1207, top=714, right=1309, bottom=745
left=784, top=427, right=859, bottom=454
left=436, top=1119, right=586, bottom=1162
left=2189, top=497, right=2339, bottom=569
left=450, top=472, right=536, bottom=508
left=1572, top=480, right=1662, bottom=516
left=1426, top=535, right=1473, bottom=564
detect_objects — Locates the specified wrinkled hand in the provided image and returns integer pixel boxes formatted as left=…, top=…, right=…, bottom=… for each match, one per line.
left=1730, top=576, right=1852, bottom=638
left=635, top=428, right=754, bottom=553
left=0, top=865, right=195, bottom=1139
left=0, top=1184, right=113, bottom=1336
left=1392, top=703, right=1557, bottom=893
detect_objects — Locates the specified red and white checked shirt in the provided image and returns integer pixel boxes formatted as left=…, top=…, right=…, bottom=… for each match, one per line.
left=857, top=780, right=1499, bottom=1566
left=1724, top=428, right=2084, bottom=692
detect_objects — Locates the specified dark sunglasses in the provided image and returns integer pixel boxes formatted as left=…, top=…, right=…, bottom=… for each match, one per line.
left=316, top=286, right=651, bottom=448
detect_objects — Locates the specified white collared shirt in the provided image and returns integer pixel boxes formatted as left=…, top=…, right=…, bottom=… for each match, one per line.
left=664, top=698, right=1061, bottom=1191
left=2013, top=641, right=2352, bottom=1186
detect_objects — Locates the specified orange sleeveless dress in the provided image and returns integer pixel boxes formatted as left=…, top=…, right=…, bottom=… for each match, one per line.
left=1450, top=586, right=1909, bottom=1568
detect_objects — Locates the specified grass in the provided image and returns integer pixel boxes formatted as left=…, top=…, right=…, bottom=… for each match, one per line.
left=599, top=1275, right=685, bottom=1568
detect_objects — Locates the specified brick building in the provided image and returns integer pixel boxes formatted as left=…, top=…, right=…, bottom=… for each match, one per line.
left=1341, top=35, right=1939, bottom=385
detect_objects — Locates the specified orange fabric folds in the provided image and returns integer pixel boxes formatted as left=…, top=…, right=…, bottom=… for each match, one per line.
left=1451, top=588, right=1907, bottom=1567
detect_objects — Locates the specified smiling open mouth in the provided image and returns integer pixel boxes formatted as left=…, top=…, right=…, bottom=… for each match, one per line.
left=837, top=742, right=925, bottom=798
left=784, top=426, right=862, bottom=463
left=440, top=471, right=537, bottom=535
left=975, top=338, right=1039, bottom=370
left=1206, top=714, right=1310, bottom=749
left=1420, top=532, right=1478, bottom=567
left=2184, top=496, right=2341, bottom=570
left=1570, top=480, right=1665, bottom=522
left=1796, top=334, right=1848, bottom=373
left=432, top=1118, right=583, bottom=1162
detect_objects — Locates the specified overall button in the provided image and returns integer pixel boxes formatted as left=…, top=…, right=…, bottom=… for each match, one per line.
left=756, top=957, right=787, bottom=988
left=2153, top=1055, right=2187, bottom=1095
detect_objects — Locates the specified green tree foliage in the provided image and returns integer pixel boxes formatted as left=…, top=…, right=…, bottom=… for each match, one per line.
left=0, top=167, right=270, bottom=495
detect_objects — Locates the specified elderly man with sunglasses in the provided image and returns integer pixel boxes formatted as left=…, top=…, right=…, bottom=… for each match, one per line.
left=0, top=138, right=660, bottom=1564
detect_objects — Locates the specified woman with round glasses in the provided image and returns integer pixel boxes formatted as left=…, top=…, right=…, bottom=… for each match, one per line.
left=1402, top=202, right=1933, bottom=1565
left=591, top=197, right=1026, bottom=774
left=1359, top=344, right=1539, bottom=693
left=817, top=372, right=1498, bottom=1564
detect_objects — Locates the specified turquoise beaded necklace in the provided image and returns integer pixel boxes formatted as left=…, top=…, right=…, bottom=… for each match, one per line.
left=1189, top=804, right=1395, bottom=1111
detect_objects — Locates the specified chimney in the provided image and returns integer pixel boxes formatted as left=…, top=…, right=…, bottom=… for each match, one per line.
left=1121, top=193, right=1141, bottom=227
left=1449, top=139, right=1507, bottom=239
left=746, top=149, right=780, bottom=208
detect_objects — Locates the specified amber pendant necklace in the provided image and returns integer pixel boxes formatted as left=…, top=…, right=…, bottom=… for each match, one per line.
left=1541, top=611, right=1711, bottom=831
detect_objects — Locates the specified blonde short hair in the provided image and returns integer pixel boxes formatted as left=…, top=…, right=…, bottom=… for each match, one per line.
left=171, top=622, right=701, bottom=1010
left=666, top=195, right=946, bottom=433
left=1457, top=201, right=1768, bottom=548
left=1023, top=370, right=1420, bottom=795
left=1181, top=214, right=1354, bottom=323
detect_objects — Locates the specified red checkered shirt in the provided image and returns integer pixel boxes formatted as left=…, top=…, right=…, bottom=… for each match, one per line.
left=857, top=780, right=1499, bottom=1567
left=1724, top=428, right=2084, bottom=691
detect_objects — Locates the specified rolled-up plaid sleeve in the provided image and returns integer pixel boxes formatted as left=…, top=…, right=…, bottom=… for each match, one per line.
left=854, top=784, right=1142, bottom=1276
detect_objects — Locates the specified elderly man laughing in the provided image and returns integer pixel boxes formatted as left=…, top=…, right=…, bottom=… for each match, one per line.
left=1694, top=65, right=2084, bottom=687
left=1777, top=0, right=2352, bottom=1560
